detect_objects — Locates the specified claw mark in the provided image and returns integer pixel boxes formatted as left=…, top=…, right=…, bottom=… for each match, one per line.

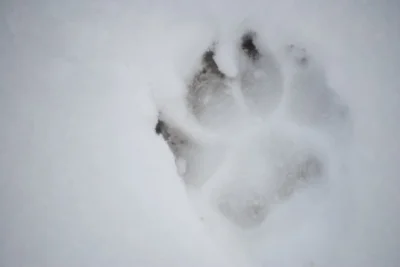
left=155, top=118, right=166, bottom=135
left=241, top=31, right=260, bottom=61
left=200, top=44, right=225, bottom=78
left=187, top=43, right=230, bottom=117
left=154, top=115, right=190, bottom=162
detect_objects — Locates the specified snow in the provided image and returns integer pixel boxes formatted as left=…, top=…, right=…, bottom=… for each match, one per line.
left=1, top=0, right=400, bottom=267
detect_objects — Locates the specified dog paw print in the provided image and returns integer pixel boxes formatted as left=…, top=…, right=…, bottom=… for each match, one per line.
left=154, top=30, right=351, bottom=228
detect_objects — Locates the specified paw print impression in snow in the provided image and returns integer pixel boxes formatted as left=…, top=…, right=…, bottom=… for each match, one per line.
left=237, top=31, right=284, bottom=116
left=154, top=30, right=350, bottom=229
left=283, top=44, right=352, bottom=140
left=186, top=44, right=233, bottom=123
left=212, top=127, right=327, bottom=229
left=155, top=30, right=286, bottom=181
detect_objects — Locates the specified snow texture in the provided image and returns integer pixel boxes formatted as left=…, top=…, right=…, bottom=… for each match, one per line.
left=1, top=1, right=400, bottom=267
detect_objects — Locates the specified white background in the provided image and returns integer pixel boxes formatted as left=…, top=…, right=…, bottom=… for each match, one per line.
left=1, top=0, right=400, bottom=266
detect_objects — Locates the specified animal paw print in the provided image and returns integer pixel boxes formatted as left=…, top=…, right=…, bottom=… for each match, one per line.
left=154, top=31, right=352, bottom=229
left=155, top=31, right=351, bottom=228
left=155, top=30, right=285, bottom=179
left=283, top=44, right=352, bottom=138
left=155, top=31, right=351, bottom=176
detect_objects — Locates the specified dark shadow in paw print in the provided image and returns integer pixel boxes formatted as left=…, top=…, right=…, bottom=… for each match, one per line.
left=155, top=118, right=166, bottom=135
left=241, top=31, right=260, bottom=61
left=154, top=115, right=191, bottom=159
left=201, top=45, right=225, bottom=79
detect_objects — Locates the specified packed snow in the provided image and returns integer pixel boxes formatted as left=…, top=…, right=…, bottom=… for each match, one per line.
left=1, top=1, right=400, bottom=267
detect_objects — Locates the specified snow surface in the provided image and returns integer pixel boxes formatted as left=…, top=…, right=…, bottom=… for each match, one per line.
left=1, top=0, right=400, bottom=267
